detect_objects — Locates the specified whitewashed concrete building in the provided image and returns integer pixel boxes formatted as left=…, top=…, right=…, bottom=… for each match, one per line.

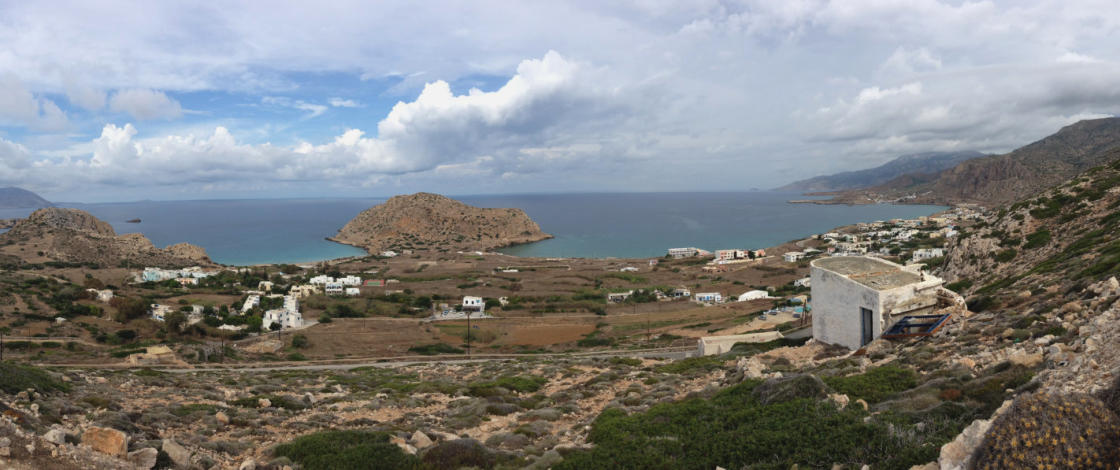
left=324, top=282, right=344, bottom=295
left=783, top=252, right=805, bottom=263
left=263, top=309, right=303, bottom=330
left=810, top=256, right=944, bottom=350
left=462, top=296, right=485, bottom=312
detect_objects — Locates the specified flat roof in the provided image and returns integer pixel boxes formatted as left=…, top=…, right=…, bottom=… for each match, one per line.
left=812, top=256, right=923, bottom=291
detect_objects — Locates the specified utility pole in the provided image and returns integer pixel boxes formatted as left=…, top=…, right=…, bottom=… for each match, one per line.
left=1, top=330, right=4, bottom=362
left=466, top=311, right=472, bottom=358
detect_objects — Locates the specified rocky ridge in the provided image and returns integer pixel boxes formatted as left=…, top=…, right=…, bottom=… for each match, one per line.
left=825, top=117, right=1120, bottom=206
left=0, top=208, right=211, bottom=268
left=777, top=150, right=983, bottom=193
left=332, top=192, right=552, bottom=253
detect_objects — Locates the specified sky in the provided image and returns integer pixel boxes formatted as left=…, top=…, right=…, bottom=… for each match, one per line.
left=1, top=0, right=1119, bottom=202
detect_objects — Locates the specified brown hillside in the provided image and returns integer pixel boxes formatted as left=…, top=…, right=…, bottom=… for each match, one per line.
left=331, top=192, right=552, bottom=253
left=0, top=207, right=212, bottom=268
left=834, top=117, right=1120, bottom=206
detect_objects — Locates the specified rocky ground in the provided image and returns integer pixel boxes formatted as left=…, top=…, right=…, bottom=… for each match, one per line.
left=0, top=353, right=736, bottom=469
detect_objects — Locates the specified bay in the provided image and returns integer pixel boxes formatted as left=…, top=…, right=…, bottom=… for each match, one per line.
left=0, top=192, right=946, bottom=265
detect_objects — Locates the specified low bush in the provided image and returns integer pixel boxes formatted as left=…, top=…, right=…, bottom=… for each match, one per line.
left=468, top=376, right=548, bottom=397
left=0, top=362, right=71, bottom=394
left=273, top=430, right=421, bottom=470
left=822, top=365, right=918, bottom=404
left=654, top=356, right=723, bottom=375
left=407, top=343, right=464, bottom=355
left=556, top=378, right=964, bottom=470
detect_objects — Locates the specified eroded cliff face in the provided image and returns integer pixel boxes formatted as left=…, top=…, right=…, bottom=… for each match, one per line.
left=331, top=192, right=552, bottom=253
left=0, top=208, right=211, bottom=267
left=936, top=158, right=1120, bottom=296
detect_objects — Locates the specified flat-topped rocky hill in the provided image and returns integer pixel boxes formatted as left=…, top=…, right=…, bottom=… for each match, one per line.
left=0, top=207, right=211, bottom=268
left=331, top=192, right=552, bottom=253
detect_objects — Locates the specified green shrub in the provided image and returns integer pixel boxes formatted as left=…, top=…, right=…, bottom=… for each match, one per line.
left=407, top=343, right=464, bottom=355
left=0, top=362, right=71, bottom=394
left=823, top=365, right=918, bottom=404
left=556, top=378, right=965, bottom=470
left=468, top=376, right=548, bottom=396
left=994, top=249, right=1017, bottom=262
left=945, top=279, right=973, bottom=293
left=421, top=438, right=498, bottom=470
left=291, top=334, right=309, bottom=349
left=273, top=430, right=421, bottom=470
left=1023, top=229, right=1052, bottom=249
left=654, top=356, right=723, bottom=375
left=608, top=357, right=642, bottom=367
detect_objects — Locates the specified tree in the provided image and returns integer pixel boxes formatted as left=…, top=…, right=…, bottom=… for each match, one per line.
left=269, top=322, right=282, bottom=332
left=165, top=311, right=186, bottom=333
left=291, top=334, right=310, bottom=349
left=109, top=297, right=149, bottom=322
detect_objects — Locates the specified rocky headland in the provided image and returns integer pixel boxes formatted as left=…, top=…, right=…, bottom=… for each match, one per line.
left=0, top=207, right=211, bottom=268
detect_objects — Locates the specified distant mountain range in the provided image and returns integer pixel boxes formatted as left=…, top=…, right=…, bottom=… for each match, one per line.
left=846, top=117, right=1120, bottom=206
left=777, top=151, right=985, bottom=192
left=0, top=187, right=52, bottom=209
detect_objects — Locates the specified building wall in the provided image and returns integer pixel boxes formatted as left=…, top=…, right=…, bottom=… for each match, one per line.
left=810, top=266, right=883, bottom=350
left=697, top=331, right=783, bottom=356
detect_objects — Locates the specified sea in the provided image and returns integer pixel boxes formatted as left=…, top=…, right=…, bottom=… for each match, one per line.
left=0, top=192, right=946, bottom=266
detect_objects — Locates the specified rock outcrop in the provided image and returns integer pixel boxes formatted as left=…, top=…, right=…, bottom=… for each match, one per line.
left=0, top=207, right=211, bottom=268
left=331, top=192, right=551, bottom=253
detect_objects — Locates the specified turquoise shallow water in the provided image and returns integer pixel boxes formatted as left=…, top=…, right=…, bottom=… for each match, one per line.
left=0, top=192, right=945, bottom=264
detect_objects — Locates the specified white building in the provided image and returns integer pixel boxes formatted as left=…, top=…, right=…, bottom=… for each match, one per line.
left=694, top=292, right=722, bottom=304
left=289, top=284, right=320, bottom=299
left=339, top=275, right=362, bottom=286
left=283, top=295, right=299, bottom=313
left=697, top=331, right=784, bottom=356
left=241, top=295, right=260, bottom=314
left=324, top=282, right=344, bottom=295
left=810, top=256, right=944, bottom=350
left=737, top=290, right=770, bottom=302
left=309, top=275, right=334, bottom=285
left=670, top=288, right=691, bottom=298
left=912, top=248, right=946, bottom=262
left=620, top=266, right=639, bottom=272
left=715, top=249, right=749, bottom=261
left=667, top=247, right=699, bottom=259
left=794, top=277, right=811, bottom=288
left=149, top=304, right=172, bottom=322
left=607, top=291, right=633, bottom=303
left=783, top=252, right=805, bottom=263
left=344, top=287, right=361, bottom=296
left=381, top=250, right=398, bottom=258
left=263, top=309, right=303, bottom=330
left=87, top=289, right=114, bottom=302
left=462, top=296, right=485, bottom=312
left=258, top=281, right=273, bottom=292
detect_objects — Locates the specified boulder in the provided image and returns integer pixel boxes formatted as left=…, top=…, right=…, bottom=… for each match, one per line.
left=258, top=398, right=272, bottom=408
left=162, top=439, right=192, bottom=468
left=81, top=426, right=128, bottom=457
left=43, top=428, right=67, bottom=445
left=128, top=447, right=159, bottom=469
left=215, top=411, right=230, bottom=425
left=1008, top=350, right=1043, bottom=368
left=938, top=417, right=991, bottom=470
left=410, top=430, right=433, bottom=449
left=239, top=458, right=258, bottom=470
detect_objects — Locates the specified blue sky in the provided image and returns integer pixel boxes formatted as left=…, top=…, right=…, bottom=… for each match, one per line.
left=1, top=0, right=1119, bottom=202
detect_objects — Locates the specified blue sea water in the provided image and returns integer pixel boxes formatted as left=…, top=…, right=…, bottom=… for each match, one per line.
left=0, top=192, right=946, bottom=265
